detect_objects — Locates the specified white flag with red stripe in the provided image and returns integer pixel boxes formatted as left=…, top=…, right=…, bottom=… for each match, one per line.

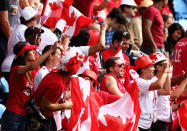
left=42, top=0, right=93, bottom=37
left=68, top=76, right=140, bottom=131
left=178, top=100, right=187, bottom=131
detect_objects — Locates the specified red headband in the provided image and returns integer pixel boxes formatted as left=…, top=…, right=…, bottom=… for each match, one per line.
left=16, top=43, right=37, bottom=57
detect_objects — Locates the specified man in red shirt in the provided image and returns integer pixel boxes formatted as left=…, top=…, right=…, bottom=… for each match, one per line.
left=141, top=0, right=168, bottom=55
left=100, top=57, right=126, bottom=97
left=173, top=37, right=187, bottom=77
left=101, top=31, right=131, bottom=89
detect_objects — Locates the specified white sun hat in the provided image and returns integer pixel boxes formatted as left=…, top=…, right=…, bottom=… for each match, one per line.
left=121, top=0, right=137, bottom=6
left=21, top=6, right=37, bottom=21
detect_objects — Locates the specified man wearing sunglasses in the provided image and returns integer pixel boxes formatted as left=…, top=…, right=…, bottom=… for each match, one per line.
left=100, top=57, right=126, bottom=97
left=101, top=31, right=131, bottom=91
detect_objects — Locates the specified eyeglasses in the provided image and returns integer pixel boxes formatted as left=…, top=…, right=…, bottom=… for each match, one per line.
left=115, top=63, right=125, bottom=68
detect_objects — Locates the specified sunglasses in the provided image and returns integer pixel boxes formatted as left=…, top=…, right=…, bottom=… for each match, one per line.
left=115, top=63, right=125, bottom=68
left=126, top=5, right=136, bottom=10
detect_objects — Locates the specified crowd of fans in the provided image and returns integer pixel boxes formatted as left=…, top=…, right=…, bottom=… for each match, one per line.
left=0, top=0, right=187, bottom=131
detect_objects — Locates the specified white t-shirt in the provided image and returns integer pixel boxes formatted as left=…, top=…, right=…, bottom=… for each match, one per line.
left=156, top=79, right=171, bottom=123
left=1, top=24, right=27, bottom=72
left=136, top=76, right=157, bottom=129
left=36, top=25, right=58, bottom=55
left=34, top=66, right=50, bottom=90
left=72, top=46, right=90, bottom=75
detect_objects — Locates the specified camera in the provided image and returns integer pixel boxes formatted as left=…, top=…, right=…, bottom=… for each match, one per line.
left=25, top=98, right=45, bottom=120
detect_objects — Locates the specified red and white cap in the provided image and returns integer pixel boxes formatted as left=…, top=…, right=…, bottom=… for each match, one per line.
left=21, top=6, right=37, bottom=21
left=149, top=51, right=168, bottom=64
left=57, top=47, right=88, bottom=74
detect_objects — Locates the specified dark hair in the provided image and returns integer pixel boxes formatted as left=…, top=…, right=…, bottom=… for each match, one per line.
left=119, top=4, right=134, bottom=11
left=166, top=23, right=184, bottom=53
left=12, top=42, right=29, bottom=67
left=69, top=28, right=90, bottom=47
left=20, top=16, right=38, bottom=25
left=107, top=8, right=127, bottom=25
left=168, top=0, right=176, bottom=19
left=154, top=61, right=163, bottom=74
left=41, top=45, right=62, bottom=66
left=112, top=31, right=130, bottom=43
left=136, top=68, right=142, bottom=75
left=162, top=14, right=171, bottom=23
left=104, top=57, right=120, bottom=73
left=168, top=23, right=184, bottom=37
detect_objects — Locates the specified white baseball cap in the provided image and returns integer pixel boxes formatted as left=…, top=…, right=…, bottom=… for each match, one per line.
left=21, top=6, right=37, bottom=21
left=121, top=0, right=137, bottom=6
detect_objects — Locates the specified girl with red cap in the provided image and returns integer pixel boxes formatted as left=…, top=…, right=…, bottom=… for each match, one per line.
left=1, top=41, right=61, bottom=131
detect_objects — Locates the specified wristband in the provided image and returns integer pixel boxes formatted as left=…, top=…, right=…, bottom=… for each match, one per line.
left=104, top=0, right=110, bottom=2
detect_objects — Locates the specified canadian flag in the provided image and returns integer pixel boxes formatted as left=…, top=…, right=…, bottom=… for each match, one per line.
left=178, top=100, right=187, bottom=131
left=43, top=0, right=93, bottom=37
left=68, top=76, right=141, bottom=131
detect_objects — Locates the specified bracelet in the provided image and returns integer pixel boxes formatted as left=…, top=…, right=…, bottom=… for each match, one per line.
left=104, top=0, right=110, bottom=2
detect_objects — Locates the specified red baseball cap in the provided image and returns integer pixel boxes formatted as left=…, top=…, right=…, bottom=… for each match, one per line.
left=79, top=69, right=98, bottom=86
left=134, top=54, right=154, bottom=70
left=16, top=42, right=37, bottom=57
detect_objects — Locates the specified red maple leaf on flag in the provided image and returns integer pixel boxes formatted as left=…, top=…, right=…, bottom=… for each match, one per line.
left=49, top=2, right=58, bottom=10
left=66, top=11, right=76, bottom=26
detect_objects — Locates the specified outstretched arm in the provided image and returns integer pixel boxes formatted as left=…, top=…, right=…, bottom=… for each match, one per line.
left=88, top=22, right=107, bottom=56
left=17, top=41, right=61, bottom=74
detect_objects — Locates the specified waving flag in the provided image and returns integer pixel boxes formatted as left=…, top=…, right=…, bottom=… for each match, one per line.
left=43, top=0, right=93, bottom=37
left=68, top=76, right=140, bottom=131
left=178, top=100, right=187, bottom=131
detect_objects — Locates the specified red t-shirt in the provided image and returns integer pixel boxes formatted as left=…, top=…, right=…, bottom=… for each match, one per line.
left=173, top=37, right=187, bottom=77
left=101, top=48, right=131, bottom=89
left=34, top=71, right=67, bottom=118
left=6, top=65, right=34, bottom=116
left=100, top=73, right=126, bottom=94
left=142, top=5, right=164, bottom=48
